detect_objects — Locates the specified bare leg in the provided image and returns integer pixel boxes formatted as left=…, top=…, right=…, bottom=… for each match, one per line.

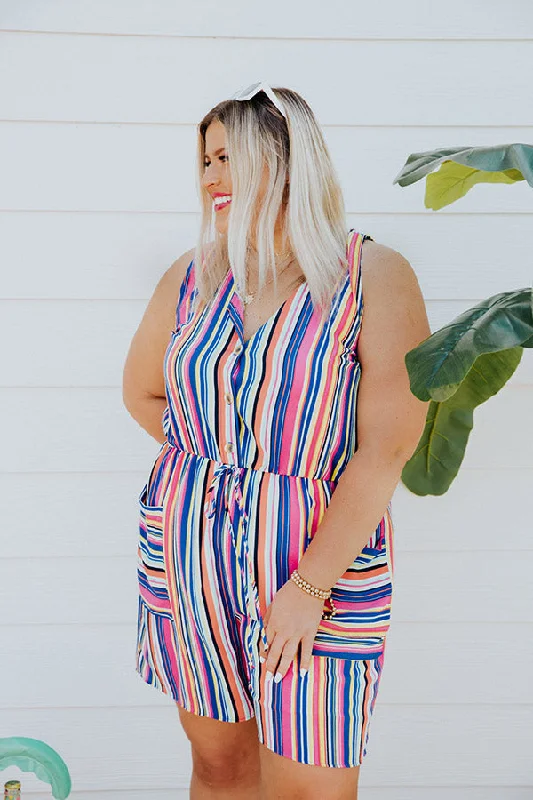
left=177, top=704, right=261, bottom=799
left=258, top=742, right=360, bottom=800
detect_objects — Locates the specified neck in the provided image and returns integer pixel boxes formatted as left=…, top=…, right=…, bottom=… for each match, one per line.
left=248, top=218, right=291, bottom=258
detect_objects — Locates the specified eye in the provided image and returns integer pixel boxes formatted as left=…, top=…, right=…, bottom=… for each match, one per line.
left=203, top=155, right=228, bottom=168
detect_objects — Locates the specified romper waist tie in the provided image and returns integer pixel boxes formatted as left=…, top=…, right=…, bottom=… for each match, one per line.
left=163, top=433, right=337, bottom=650
left=202, top=460, right=270, bottom=654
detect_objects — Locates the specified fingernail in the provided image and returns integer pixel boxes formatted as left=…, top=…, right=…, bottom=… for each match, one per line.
left=259, top=656, right=266, bottom=663
left=266, top=670, right=273, bottom=682
left=300, top=668, right=308, bottom=678
left=273, top=672, right=282, bottom=683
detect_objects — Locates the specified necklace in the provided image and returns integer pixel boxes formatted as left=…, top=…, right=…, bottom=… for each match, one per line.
left=239, top=252, right=296, bottom=306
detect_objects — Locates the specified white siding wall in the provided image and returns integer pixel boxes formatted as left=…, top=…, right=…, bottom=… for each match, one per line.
left=1, top=2, right=532, bottom=797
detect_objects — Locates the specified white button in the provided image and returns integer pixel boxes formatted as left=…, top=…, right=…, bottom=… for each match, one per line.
left=225, top=392, right=233, bottom=404
left=235, top=343, right=243, bottom=354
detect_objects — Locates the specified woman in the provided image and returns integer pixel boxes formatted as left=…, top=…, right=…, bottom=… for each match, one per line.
left=123, top=83, right=431, bottom=799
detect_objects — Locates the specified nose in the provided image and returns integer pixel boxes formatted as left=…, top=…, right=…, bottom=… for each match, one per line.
left=202, top=162, right=222, bottom=190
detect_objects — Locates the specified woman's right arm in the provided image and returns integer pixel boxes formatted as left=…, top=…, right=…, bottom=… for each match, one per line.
left=122, top=248, right=195, bottom=443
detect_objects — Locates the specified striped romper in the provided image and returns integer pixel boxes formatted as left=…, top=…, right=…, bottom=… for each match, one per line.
left=135, top=228, right=394, bottom=768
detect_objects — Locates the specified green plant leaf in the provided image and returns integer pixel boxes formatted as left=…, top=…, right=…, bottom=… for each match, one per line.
left=402, top=346, right=523, bottom=495
left=425, top=162, right=523, bottom=210
left=393, top=142, right=533, bottom=494
left=393, top=142, right=533, bottom=208
left=400, top=288, right=533, bottom=495
left=406, top=288, right=533, bottom=403
left=0, top=737, right=71, bottom=799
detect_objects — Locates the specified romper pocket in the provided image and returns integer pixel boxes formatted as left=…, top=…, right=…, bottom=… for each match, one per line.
left=137, top=482, right=172, bottom=617
left=311, top=505, right=394, bottom=661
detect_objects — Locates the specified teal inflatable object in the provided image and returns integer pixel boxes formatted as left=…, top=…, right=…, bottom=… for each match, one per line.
left=0, top=737, right=71, bottom=798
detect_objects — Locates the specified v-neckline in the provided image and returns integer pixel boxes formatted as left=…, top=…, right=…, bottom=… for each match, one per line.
left=228, top=270, right=309, bottom=346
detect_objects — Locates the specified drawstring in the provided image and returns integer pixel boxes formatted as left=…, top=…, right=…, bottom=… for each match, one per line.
left=203, top=462, right=269, bottom=653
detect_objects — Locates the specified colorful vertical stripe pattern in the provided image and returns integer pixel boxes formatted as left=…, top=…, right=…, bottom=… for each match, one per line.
left=135, top=229, right=393, bottom=766
left=259, top=647, right=387, bottom=767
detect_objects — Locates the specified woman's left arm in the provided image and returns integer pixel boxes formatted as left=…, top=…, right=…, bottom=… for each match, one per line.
left=260, top=242, right=432, bottom=680
left=297, top=242, right=432, bottom=589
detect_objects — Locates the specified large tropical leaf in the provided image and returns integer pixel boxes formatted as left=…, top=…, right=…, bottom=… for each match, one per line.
left=406, top=289, right=533, bottom=403
left=402, top=347, right=523, bottom=495
left=401, top=288, right=533, bottom=495
left=425, top=161, right=523, bottom=210
left=393, top=142, right=533, bottom=209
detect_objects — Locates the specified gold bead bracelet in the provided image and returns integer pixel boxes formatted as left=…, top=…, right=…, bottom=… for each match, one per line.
left=290, top=569, right=338, bottom=619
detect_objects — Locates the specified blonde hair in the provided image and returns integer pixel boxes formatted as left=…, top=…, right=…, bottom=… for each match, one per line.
left=193, top=86, right=351, bottom=322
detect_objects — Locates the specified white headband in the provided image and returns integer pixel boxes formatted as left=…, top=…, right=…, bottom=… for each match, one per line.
left=229, top=81, right=287, bottom=118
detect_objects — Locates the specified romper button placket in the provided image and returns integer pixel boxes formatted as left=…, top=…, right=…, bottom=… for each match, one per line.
left=225, top=392, right=233, bottom=404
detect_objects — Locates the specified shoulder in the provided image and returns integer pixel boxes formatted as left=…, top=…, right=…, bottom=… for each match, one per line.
left=358, top=237, right=426, bottom=320
left=359, top=237, right=419, bottom=292
left=164, top=246, right=196, bottom=292
left=357, top=236, right=431, bottom=364
left=143, top=246, right=196, bottom=332
left=122, top=246, right=196, bottom=404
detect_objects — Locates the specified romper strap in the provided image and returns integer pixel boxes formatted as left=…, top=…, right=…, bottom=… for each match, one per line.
left=173, top=257, right=196, bottom=332
left=347, top=229, right=373, bottom=300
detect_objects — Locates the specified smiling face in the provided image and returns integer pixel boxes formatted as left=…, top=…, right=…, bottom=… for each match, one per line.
left=202, top=120, right=233, bottom=234
left=201, top=119, right=289, bottom=250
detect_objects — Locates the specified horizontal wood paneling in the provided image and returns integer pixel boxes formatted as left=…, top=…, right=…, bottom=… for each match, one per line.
left=1, top=212, right=533, bottom=301
left=2, top=8, right=532, bottom=797
left=2, top=123, right=533, bottom=212
left=1, top=0, right=532, bottom=39
left=0, top=34, right=532, bottom=125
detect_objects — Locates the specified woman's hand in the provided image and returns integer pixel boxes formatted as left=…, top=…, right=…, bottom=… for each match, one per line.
left=258, top=578, right=325, bottom=681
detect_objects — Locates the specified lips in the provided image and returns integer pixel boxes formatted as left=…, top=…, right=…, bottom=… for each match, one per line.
left=213, top=196, right=232, bottom=212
